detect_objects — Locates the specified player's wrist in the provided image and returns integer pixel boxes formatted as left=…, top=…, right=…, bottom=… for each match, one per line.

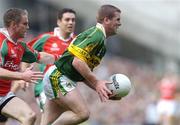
left=17, top=72, right=24, bottom=80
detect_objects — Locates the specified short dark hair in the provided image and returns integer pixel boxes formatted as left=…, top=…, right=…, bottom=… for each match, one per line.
left=97, top=5, right=121, bottom=23
left=57, top=8, right=76, bottom=20
left=3, top=8, right=28, bottom=28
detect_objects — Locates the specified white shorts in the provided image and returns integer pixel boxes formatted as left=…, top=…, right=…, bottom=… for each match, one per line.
left=157, top=99, right=177, bottom=116
left=43, top=65, right=77, bottom=99
left=0, top=92, right=15, bottom=112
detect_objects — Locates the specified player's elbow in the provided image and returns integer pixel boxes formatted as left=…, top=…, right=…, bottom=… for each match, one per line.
left=72, top=57, right=83, bottom=69
left=39, top=52, right=55, bottom=64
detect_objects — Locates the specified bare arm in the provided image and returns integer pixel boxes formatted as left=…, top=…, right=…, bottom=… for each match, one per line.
left=72, top=57, right=112, bottom=102
left=0, top=67, right=43, bottom=82
left=0, top=68, right=25, bottom=80
left=38, top=52, right=56, bottom=64
left=11, top=62, right=42, bottom=92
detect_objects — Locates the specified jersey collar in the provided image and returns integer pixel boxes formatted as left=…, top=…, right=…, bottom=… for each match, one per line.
left=96, top=23, right=106, bottom=38
left=54, top=27, right=74, bottom=42
left=0, top=28, right=16, bottom=44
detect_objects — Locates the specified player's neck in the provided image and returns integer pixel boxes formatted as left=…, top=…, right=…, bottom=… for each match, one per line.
left=7, top=28, right=18, bottom=42
left=60, top=31, right=71, bottom=39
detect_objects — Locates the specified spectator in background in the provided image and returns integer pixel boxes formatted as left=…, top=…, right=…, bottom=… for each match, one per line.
left=156, top=73, right=178, bottom=125
left=143, top=95, right=160, bottom=125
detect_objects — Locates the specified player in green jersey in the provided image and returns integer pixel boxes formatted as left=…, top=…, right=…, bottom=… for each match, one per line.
left=41, top=4, right=121, bottom=125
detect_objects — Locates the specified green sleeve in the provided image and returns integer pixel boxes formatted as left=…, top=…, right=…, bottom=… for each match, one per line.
left=21, top=42, right=40, bottom=63
left=31, top=34, right=51, bottom=51
left=68, top=28, right=105, bottom=69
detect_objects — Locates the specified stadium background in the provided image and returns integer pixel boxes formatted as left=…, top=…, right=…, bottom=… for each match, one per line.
left=0, top=0, right=180, bottom=125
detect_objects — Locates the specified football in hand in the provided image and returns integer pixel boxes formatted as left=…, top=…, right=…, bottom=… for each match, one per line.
left=107, top=74, right=131, bottom=100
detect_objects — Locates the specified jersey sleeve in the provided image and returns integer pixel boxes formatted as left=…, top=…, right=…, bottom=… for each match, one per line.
left=0, top=36, right=8, bottom=67
left=20, top=42, right=40, bottom=63
left=27, top=34, right=51, bottom=51
left=68, top=29, right=104, bottom=69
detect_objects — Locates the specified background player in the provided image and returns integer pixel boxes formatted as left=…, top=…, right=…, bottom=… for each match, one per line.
left=27, top=8, right=76, bottom=112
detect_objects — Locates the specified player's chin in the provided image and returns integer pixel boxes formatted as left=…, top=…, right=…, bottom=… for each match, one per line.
left=19, top=34, right=25, bottom=38
left=67, top=27, right=73, bottom=32
left=21, top=32, right=26, bottom=38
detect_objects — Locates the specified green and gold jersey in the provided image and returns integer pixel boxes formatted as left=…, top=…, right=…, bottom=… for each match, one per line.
left=55, top=23, right=106, bottom=81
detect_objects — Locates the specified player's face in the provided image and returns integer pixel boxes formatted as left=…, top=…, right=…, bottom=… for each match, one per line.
left=14, top=15, right=29, bottom=38
left=58, top=12, right=76, bottom=34
left=105, top=12, right=121, bottom=36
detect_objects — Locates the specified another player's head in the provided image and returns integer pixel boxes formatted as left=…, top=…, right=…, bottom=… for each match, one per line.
left=97, top=5, right=121, bottom=37
left=3, top=8, right=29, bottom=38
left=57, top=8, right=76, bottom=35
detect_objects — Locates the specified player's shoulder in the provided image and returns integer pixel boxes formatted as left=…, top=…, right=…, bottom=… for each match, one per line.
left=40, top=32, right=54, bottom=38
left=0, top=32, right=7, bottom=42
left=84, top=26, right=103, bottom=36
left=82, top=26, right=104, bottom=41
left=28, top=32, right=53, bottom=44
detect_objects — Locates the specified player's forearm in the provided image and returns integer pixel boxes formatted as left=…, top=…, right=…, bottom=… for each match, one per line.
left=72, top=57, right=98, bottom=89
left=38, top=52, right=55, bottom=64
left=83, top=80, right=96, bottom=90
left=0, top=68, right=24, bottom=80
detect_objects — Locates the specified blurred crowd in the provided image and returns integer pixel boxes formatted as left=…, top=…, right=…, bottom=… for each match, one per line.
left=77, top=56, right=180, bottom=125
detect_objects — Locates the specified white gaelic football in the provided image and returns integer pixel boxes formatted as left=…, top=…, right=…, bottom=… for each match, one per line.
left=107, top=74, right=131, bottom=98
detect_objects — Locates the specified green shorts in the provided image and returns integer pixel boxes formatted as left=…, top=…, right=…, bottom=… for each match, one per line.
left=43, top=65, right=77, bottom=99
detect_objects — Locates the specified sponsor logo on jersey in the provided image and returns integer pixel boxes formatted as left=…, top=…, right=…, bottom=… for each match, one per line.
left=4, top=61, right=19, bottom=70
left=50, top=43, right=60, bottom=51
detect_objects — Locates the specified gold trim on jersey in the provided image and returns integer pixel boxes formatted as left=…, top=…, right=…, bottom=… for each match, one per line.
left=68, top=44, right=101, bottom=70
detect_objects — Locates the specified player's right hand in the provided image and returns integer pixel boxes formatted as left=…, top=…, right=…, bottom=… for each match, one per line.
left=95, top=80, right=112, bottom=102
left=22, top=65, right=43, bottom=83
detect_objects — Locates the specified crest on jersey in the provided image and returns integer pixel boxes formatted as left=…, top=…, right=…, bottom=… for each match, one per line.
left=10, top=49, right=17, bottom=58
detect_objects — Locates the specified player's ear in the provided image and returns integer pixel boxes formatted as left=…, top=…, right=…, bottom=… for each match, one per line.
left=10, top=21, right=17, bottom=29
left=57, top=19, right=61, bottom=26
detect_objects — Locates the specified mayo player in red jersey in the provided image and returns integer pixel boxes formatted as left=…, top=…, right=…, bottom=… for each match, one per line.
left=0, top=8, right=56, bottom=125
left=27, top=8, right=76, bottom=113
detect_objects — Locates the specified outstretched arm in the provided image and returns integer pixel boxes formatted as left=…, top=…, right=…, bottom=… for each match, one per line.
left=72, top=57, right=112, bottom=102
left=0, top=67, right=43, bottom=82
left=38, top=52, right=56, bottom=64
left=0, top=68, right=25, bottom=80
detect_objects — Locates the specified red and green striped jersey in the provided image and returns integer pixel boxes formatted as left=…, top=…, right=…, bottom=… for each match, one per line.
left=0, top=29, right=40, bottom=96
left=28, top=28, right=76, bottom=73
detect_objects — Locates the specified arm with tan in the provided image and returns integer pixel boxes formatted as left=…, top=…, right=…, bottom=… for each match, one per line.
left=0, top=67, right=43, bottom=82
left=72, top=57, right=112, bottom=102
left=38, top=52, right=56, bottom=64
